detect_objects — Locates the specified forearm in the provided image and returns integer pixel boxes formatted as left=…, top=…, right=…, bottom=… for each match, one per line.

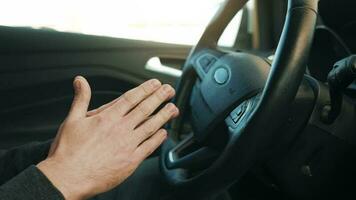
left=0, top=165, right=64, bottom=200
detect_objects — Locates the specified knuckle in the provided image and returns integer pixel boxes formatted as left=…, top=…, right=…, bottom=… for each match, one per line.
left=155, top=89, right=167, bottom=101
left=143, top=123, right=156, bottom=135
left=121, top=92, right=135, bottom=107
left=141, top=83, right=151, bottom=95
left=148, top=115, right=166, bottom=132
left=77, top=89, right=90, bottom=101
left=137, top=103, right=152, bottom=116
left=93, top=114, right=105, bottom=124
left=163, top=107, right=174, bottom=118
left=157, top=111, right=168, bottom=123
left=149, top=113, right=164, bottom=128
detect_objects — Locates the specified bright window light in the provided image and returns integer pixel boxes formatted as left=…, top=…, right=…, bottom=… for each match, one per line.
left=0, top=0, right=241, bottom=46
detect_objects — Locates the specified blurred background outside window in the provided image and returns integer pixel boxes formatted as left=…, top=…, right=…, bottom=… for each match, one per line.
left=0, top=0, right=254, bottom=47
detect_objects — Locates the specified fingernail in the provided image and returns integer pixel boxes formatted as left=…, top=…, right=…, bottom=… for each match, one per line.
left=162, top=85, right=172, bottom=94
left=173, top=108, right=180, bottom=117
left=161, top=129, right=167, bottom=135
left=166, top=103, right=177, bottom=113
left=160, top=129, right=168, bottom=138
left=74, top=78, right=81, bottom=90
left=150, top=79, right=161, bottom=88
left=163, top=132, right=168, bottom=140
left=168, top=89, right=176, bottom=98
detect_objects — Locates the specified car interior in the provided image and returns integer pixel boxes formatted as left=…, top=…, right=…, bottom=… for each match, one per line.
left=0, top=0, right=355, bottom=199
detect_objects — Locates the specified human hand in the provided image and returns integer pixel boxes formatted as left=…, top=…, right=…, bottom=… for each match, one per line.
left=37, top=76, right=179, bottom=200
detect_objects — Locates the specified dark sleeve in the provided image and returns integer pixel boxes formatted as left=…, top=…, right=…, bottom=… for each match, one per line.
left=0, top=165, right=65, bottom=200
left=0, top=141, right=65, bottom=199
left=0, top=141, right=52, bottom=184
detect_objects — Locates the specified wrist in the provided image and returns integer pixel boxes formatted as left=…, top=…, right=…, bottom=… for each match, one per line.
left=37, top=158, right=92, bottom=200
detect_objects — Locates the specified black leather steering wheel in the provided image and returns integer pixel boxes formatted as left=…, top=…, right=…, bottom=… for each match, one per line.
left=160, top=0, right=318, bottom=195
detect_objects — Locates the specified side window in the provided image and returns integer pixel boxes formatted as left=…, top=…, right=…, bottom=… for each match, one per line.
left=218, top=0, right=255, bottom=48
left=218, top=11, right=243, bottom=47
left=0, top=0, right=235, bottom=45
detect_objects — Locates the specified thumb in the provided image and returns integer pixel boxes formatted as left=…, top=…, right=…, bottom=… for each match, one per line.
left=68, top=76, right=91, bottom=120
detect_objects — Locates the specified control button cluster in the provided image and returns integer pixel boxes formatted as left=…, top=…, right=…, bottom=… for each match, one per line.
left=230, top=101, right=248, bottom=123
left=225, top=94, right=261, bottom=131
left=198, top=54, right=217, bottom=73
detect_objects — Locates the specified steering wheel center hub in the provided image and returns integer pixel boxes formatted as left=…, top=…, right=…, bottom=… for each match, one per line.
left=190, top=52, right=270, bottom=142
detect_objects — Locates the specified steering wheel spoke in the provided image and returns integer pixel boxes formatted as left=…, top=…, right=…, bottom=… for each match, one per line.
left=165, top=134, right=219, bottom=169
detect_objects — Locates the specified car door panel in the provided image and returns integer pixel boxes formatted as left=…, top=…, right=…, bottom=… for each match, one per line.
left=0, top=26, right=190, bottom=149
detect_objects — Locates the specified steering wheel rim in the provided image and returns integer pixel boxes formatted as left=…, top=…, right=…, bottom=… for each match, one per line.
left=160, top=0, right=318, bottom=194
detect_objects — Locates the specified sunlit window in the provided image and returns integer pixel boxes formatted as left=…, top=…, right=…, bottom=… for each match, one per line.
left=0, top=0, right=245, bottom=46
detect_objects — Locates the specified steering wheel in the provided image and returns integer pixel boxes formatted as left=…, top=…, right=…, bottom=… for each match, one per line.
left=160, top=0, right=318, bottom=196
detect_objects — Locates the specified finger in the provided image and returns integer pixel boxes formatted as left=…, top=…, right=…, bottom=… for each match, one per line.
left=133, top=103, right=178, bottom=144
left=133, top=129, right=167, bottom=162
left=68, top=76, right=92, bottom=120
left=125, top=84, right=175, bottom=127
left=135, top=115, right=153, bottom=128
left=87, top=97, right=119, bottom=117
left=105, top=79, right=161, bottom=117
